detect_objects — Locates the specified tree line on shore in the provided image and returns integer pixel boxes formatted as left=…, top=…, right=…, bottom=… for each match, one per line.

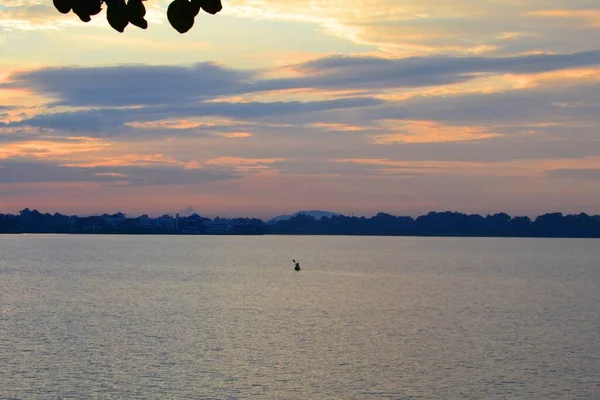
left=1, top=209, right=600, bottom=238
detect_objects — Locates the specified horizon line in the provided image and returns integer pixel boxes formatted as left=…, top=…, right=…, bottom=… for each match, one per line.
left=4, top=207, right=599, bottom=221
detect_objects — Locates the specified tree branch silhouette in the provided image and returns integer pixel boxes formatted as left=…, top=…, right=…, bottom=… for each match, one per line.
left=52, top=0, right=222, bottom=33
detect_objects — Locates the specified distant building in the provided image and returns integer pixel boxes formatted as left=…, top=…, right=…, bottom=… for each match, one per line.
left=68, top=216, right=78, bottom=232
left=204, top=219, right=231, bottom=234
left=154, top=214, right=177, bottom=230
left=181, top=214, right=201, bottom=234
left=103, top=212, right=126, bottom=228
left=81, top=216, right=109, bottom=232
left=138, top=214, right=154, bottom=229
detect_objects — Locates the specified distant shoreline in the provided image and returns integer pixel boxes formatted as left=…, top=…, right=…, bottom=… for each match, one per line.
left=3, top=209, right=600, bottom=238
left=2, top=232, right=599, bottom=239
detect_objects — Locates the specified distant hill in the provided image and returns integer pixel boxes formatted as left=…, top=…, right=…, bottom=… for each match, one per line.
left=268, top=210, right=339, bottom=224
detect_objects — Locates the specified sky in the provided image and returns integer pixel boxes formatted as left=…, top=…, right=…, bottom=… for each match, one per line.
left=1, top=0, right=600, bottom=218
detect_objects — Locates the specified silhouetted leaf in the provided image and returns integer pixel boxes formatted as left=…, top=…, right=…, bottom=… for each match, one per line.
left=53, top=0, right=73, bottom=14
left=167, top=0, right=195, bottom=34
left=127, top=0, right=148, bottom=29
left=201, top=0, right=221, bottom=15
left=72, top=0, right=102, bottom=22
left=106, top=0, right=129, bottom=32
left=190, top=0, right=202, bottom=17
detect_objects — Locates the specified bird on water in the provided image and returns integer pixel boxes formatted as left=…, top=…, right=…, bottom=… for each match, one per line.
left=293, top=259, right=301, bottom=271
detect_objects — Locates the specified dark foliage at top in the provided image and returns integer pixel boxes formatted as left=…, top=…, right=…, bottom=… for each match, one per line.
left=2, top=209, right=600, bottom=238
left=52, top=0, right=222, bottom=33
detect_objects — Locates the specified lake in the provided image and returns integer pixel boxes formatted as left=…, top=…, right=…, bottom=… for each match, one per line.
left=1, top=234, right=599, bottom=399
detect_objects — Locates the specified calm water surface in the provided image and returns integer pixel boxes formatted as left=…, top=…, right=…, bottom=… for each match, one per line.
left=1, top=235, right=599, bottom=399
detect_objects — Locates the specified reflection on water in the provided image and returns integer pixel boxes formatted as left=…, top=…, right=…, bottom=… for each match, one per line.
left=1, top=235, right=600, bottom=399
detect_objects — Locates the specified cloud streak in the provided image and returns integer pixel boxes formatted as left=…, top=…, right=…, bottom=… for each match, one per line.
left=546, top=168, right=600, bottom=180
left=8, top=50, right=600, bottom=107
left=0, top=157, right=240, bottom=185
left=3, top=50, right=600, bottom=146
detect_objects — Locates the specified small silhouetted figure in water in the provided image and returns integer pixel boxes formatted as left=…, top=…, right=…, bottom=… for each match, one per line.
left=293, top=259, right=301, bottom=271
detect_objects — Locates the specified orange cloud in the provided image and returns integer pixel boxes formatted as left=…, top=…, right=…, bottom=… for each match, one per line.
left=501, top=68, right=600, bottom=91
left=0, top=137, right=111, bottom=159
left=61, top=153, right=198, bottom=168
left=528, top=9, right=600, bottom=27
left=60, top=154, right=282, bottom=174
left=375, top=67, right=600, bottom=104
left=205, top=64, right=600, bottom=110
left=94, top=172, right=128, bottom=178
left=211, top=132, right=253, bottom=138
left=206, top=156, right=284, bottom=165
left=206, top=156, right=284, bottom=172
left=224, top=0, right=546, bottom=56
left=369, top=120, right=500, bottom=144
left=311, top=123, right=371, bottom=132
left=125, top=117, right=247, bottom=130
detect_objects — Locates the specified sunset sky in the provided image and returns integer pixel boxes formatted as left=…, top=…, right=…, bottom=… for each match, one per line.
left=1, top=0, right=600, bottom=218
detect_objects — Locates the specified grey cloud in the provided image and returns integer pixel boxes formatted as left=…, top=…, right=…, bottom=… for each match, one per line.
left=10, top=50, right=600, bottom=109
left=348, top=80, right=600, bottom=125
left=10, top=62, right=254, bottom=107
left=302, top=50, right=600, bottom=75
left=5, top=50, right=600, bottom=141
left=0, top=158, right=240, bottom=185
left=271, top=159, right=385, bottom=176
left=270, top=158, right=430, bottom=177
left=546, top=169, right=600, bottom=180
left=253, top=50, right=600, bottom=93
left=199, top=121, right=600, bottom=164
left=0, top=133, right=105, bottom=145
left=8, top=97, right=383, bottom=134
left=367, top=136, right=600, bottom=163
left=0, top=132, right=36, bottom=143
left=107, top=164, right=240, bottom=186
left=0, top=160, right=122, bottom=184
